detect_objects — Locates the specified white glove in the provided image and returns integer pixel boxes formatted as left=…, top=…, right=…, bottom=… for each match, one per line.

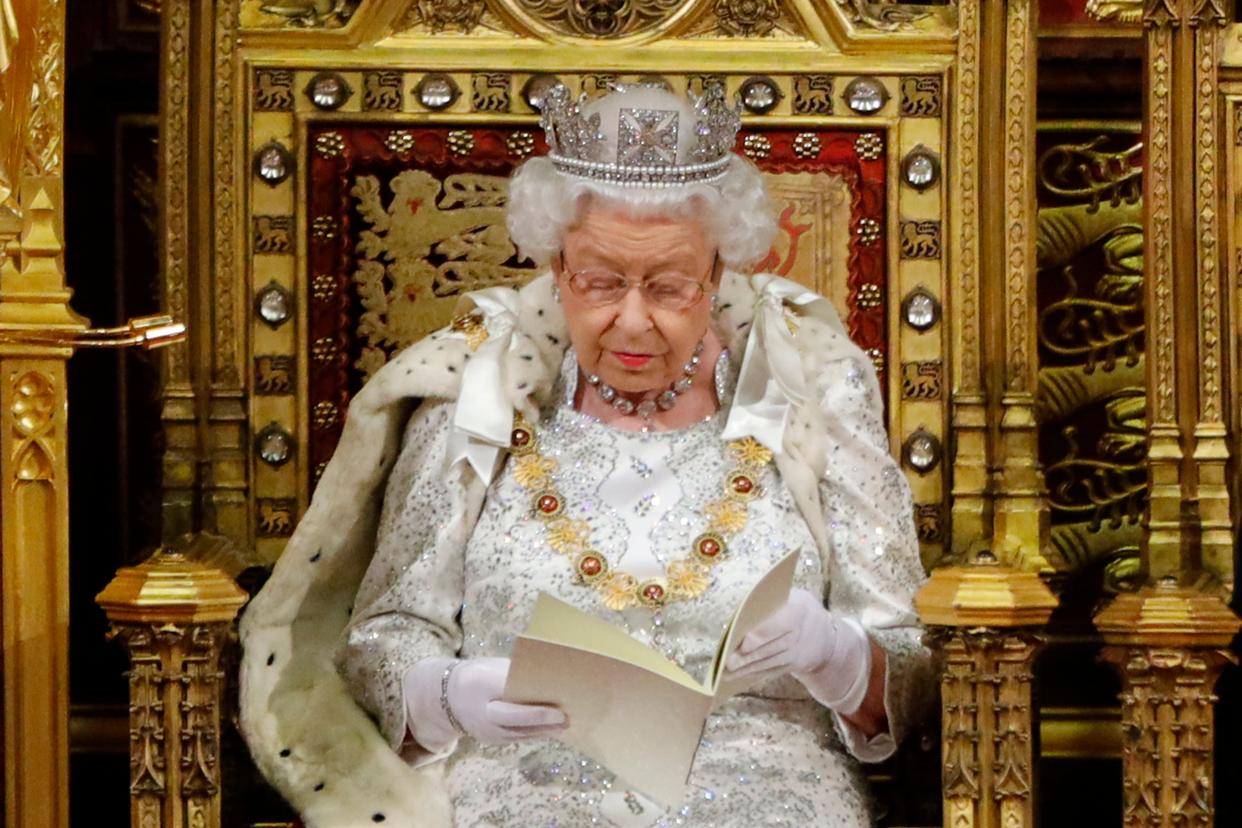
left=723, top=588, right=872, bottom=714
left=403, top=656, right=567, bottom=753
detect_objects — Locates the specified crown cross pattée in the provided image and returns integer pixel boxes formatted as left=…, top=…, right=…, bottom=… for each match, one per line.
left=617, top=108, right=679, bottom=166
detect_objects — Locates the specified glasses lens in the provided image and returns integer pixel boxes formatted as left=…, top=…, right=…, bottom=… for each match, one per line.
left=644, top=276, right=703, bottom=310
left=569, top=271, right=628, bottom=305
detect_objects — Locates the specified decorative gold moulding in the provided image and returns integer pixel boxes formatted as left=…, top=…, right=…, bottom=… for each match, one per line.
left=915, top=554, right=1057, bottom=627
left=95, top=547, right=248, bottom=624
left=1094, top=581, right=1241, bottom=647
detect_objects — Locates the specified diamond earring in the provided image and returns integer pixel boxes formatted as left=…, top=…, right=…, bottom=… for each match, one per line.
left=552, top=282, right=561, bottom=301
left=710, top=293, right=720, bottom=311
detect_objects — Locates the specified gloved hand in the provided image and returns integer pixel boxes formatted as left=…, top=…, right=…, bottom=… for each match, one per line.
left=404, top=656, right=567, bottom=753
left=723, top=588, right=872, bottom=714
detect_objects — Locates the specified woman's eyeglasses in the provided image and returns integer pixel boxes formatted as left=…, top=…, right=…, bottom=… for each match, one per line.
left=559, top=254, right=716, bottom=312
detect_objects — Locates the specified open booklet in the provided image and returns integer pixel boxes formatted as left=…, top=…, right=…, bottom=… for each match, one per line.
left=502, top=551, right=799, bottom=807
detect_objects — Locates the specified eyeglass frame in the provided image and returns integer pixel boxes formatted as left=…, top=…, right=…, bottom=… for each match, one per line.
left=554, top=251, right=720, bottom=312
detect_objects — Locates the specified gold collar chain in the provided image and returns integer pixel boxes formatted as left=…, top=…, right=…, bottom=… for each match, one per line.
left=508, top=414, right=774, bottom=611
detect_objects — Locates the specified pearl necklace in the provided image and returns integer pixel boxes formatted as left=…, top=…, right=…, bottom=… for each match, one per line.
left=508, top=413, right=775, bottom=610
left=584, top=341, right=705, bottom=425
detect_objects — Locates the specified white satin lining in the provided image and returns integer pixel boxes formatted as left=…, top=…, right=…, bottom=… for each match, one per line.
left=720, top=274, right=850, bottom=458
left=447, top=288, right=524, bottom=482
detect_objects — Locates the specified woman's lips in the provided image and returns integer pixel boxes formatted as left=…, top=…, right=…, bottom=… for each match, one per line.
left=612, top=351, right=653, bottom=369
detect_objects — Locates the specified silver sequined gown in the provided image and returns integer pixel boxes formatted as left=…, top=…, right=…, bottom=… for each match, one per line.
left=338, top=349, right=931, bottom=828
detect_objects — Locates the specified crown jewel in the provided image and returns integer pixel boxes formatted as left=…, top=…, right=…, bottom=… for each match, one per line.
left=538, top=82, right=742, bottom=188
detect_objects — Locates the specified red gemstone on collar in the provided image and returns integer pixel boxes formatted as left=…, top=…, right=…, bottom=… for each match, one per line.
left=732, top=475, right=754, bottom=495
left=699, top=537, right=721, bottom=557
left=642, top=583, right=665, bottom=603
left=579, top=555, right=603, bottom=577
left=511, top=428, right=532, bottom=448
left=537, top=494, right=561, bottom=514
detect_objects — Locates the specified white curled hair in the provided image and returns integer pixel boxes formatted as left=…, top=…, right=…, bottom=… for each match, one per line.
left=505, top=154, right=777, bottom=272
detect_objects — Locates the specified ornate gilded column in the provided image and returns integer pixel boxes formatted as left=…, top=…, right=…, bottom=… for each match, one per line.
left=1186, top=0, right=1232, bottom=588
left=1139, top=0, right=1195, bottom=578
left=1095, top=582, right=1239, bottom=827
left=96, top=547, right=248, bottom=828
left=0, top=3, right=81, bottom=827
left=158, top=0, right=249, bottom=543
left=948, top=0, right=991, bottom=555
left=990, top=0, right=1050, bottom=573
left=158, top=0, right=199, bottom=539
left=952, top=0, right=1050, bottom=572
left=1090, top=1, right=1241, bottom=825
left=916, top=552, right=1058, bottom=828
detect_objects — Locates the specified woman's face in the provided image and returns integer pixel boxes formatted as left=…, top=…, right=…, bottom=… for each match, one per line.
left=552, top=200, right=719, bottom=394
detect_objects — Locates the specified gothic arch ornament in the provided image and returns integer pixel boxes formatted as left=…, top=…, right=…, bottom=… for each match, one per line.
left=496, top=0, right=701, bottom=40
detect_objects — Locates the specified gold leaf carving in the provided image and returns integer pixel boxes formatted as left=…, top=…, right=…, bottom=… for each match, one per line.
left=955, top=0, right=980, bottom=386
left=834, top=0, right=929, bottom=32
left=1100, top=643, right=1237, bottom=827
left=1004, top=0, right=1034, bottom=394
left=23, top=0, right=65, bottom=178
left=11, top=371, right=56, bottom=482
left=1038, top=139, right=1141, bottom=213
left=511, top=0, right=682, bottom=38
left=398, top=0, right=491, bottom=33
left=240, top=0, right=358, bottom=28
left=212, top=4, right=241, bottom=388
left=930, top=629, right=1044, bottom=822
left=1085, top=0, right=1142, bottom=23
left=712, top=0, right=780, bottom=36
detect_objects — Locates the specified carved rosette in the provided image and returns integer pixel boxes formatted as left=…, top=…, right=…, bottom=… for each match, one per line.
left=510, top=0, right=683, bottom=37
left=712, top=0, right=780, bottom=36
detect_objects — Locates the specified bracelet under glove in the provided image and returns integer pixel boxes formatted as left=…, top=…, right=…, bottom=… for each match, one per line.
left=403, top=656, right=567, bottom=754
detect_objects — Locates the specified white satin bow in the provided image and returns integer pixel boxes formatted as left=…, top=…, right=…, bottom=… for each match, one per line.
left=721, top=274, right=845, bottom=457
left=447, top=288, right=523, bottom=482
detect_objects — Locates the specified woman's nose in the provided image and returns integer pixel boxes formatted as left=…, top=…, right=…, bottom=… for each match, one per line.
left=613, top=283, right=654, bottom=333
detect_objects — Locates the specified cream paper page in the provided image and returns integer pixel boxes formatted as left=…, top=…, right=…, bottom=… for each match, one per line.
left=503, top=551, right=799, bottom=806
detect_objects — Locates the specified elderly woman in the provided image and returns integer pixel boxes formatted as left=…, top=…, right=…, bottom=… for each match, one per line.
left=240, top=83, right=931, bottom=828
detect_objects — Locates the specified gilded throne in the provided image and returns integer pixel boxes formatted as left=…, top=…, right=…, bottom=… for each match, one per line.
left=1, top=0, right=1240, bottom=827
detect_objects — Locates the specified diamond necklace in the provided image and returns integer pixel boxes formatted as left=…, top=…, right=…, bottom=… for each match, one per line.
left=584, top=340, right=705, bottom=424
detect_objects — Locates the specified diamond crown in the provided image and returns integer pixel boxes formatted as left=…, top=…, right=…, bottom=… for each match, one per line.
left=537, top=82, right=742, bottom=188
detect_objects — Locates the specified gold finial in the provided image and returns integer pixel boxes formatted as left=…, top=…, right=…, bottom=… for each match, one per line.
left=96, top=544, right=248, bottom=625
